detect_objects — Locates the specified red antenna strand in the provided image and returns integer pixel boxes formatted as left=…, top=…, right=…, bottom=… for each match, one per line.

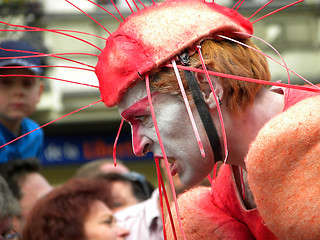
left=252, top=0, right=304, bottom=24
left=0, top=65, right=94, bottom=72
left=155, top=160, right=167, bottom=240
left=86, top=0, right=122, bottom=23
left=218, top=33, right=320, bottom=91
left=197, top=46, right=228, bottom=162
left=145, top=76, right=187, bottom=240
left=113, top=118, right=124, bottom=167
left=52, top=29, right=109, bottom=40
left=0, top=50, right=99, bottom=59
left=240, top=167, right=246, bottom=199
left=171, top=60, right=206, bottom=157
left=248, top=0, right=274, bottom=20
left=37, top=54, right=95, bottom=69
left=0, top=47, right=96, bottom=69
left=65, top=0, right=111, bottom=34
left=232, top=0, right=242, bottom=10
left=0, top=74, right=99, bottom=88
left=0, top=100, right=103, bottom=150
left=0, top=29, right=108, bottom=41
left=234, top=32, right=292, bottom=91
left=159, top=176, right=177, bottom=240
left=125, top=0, right=135, bottom=13
left=164, top=64, right=320, bottom=93
left=137, top=0, right=146, bottom=8
left=235, top=0, right=246, bottom=11
left=0, top=21, right=103, bottom=51
left=131, top=0, right=140, bottom=11
left=109, top=0, right=126, bottom=21
left=155, top=158, right=178, bottom=240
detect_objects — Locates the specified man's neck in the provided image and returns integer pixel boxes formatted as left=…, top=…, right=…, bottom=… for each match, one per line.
left=224, top=88, right=284, bottom=168
left=228, top=89, right=285, bottom=209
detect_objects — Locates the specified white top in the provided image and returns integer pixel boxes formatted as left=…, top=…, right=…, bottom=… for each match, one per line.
left=115, top=189, right=164, bottom=240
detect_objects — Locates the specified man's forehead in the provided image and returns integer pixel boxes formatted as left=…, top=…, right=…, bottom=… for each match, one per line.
left=118, top=81, right=148, bottom=112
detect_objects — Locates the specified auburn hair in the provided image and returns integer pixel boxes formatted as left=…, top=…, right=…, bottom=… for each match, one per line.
left=22, top=178, right=112, bottom=240
left=150, top=38, right=270, bottom=113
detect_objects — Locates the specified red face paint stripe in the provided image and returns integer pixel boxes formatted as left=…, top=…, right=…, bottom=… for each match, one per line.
left=120, top=92, right=159, bottom=121
left=121, top=92, right=159, bottom=156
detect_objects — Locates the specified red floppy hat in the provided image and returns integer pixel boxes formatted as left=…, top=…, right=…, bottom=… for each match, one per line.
left=95, top=0, right=253, bottom=107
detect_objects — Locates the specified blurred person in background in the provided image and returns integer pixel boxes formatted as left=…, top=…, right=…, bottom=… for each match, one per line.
left=0, top=157, right=53, bottom=234
left=75, top=158, right=130, bottom=177
left=0, top=40, right=45, bottom=163
left=98, top=171, right=154, bottom=213
left=0, top=174, right=21, bottom=240
left=22, top=177, right=129, bottom=240
left=74, top=158, right=154, bottom=213
left=115, top=185, right=163, bottom=240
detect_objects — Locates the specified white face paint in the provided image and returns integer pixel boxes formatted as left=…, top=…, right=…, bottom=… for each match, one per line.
left=118, top=81, right=215, bottom=187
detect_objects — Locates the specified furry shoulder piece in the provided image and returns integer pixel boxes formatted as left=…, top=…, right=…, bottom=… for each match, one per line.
left=95, top=0, right=253, bottom=107
left=165, top=186, right=257, bottom=239
left=246, top=95, right=320, bottom=239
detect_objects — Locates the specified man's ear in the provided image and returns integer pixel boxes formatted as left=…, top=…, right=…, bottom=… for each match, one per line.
left=195, top=72, right=223, bottom=109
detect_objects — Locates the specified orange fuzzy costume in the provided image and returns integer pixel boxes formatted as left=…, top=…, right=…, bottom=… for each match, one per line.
left=165, top=93, right=320, bottom=239
left=246, top=95, right=320, bottom=239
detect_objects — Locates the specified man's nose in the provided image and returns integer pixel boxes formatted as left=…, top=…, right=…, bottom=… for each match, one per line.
left=132, top=135, right=152, bottom=156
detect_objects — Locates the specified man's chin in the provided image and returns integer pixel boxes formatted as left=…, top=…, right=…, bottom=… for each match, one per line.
left=179, top=174, right=203, bottom=188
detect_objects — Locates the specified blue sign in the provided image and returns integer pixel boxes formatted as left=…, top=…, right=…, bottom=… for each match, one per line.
left=41, top=134, right=150, bottom=166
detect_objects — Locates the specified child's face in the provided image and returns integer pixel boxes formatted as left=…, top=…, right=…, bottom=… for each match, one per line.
left=0, top=68, right=44, bottom=122
left=118, top=81, right=215, bottom=187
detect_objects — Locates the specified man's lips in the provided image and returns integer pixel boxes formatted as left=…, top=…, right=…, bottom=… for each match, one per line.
left=155, top=156, right=178, bottom=176
left=169, top=162, right=178, bottom=176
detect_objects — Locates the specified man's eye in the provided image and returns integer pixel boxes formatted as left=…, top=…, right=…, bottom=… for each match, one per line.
left=134, top=115, right=147, bottom=122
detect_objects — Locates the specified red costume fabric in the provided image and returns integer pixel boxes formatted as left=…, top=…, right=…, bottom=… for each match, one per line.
left=166, top=85, right=320, bottom=239
left=95, top=0, right=253, bottom=107
left=210, top=164, right=276, bottom=239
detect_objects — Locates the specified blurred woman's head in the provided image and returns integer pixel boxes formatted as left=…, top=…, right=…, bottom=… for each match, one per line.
left=22, top=178, right=129, bottom=240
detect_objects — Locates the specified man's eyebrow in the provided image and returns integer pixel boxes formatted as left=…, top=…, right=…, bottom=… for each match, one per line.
left=121, top=96, right=149, bottom=120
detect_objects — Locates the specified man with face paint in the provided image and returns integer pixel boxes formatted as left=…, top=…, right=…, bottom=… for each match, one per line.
left=118, top=80, right=216, bottom=187
left=95, top=0, right=320, bottom=239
